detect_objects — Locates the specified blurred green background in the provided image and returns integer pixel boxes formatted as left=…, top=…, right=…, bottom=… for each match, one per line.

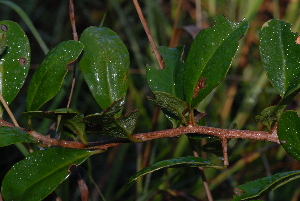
left=1, top=0, right=300, bottom=200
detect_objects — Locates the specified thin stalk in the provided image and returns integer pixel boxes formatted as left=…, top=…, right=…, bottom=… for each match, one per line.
left=188, top=138, right=213, bottom=201
left=0, top=94, right=31, bottom=155
left=133, top=0, right=165, bottom=69
left=0, top=94, right=19, bottom=127
left=136, top=143, right=143, bottom=197
left=67, top=0, right=78, bottom=108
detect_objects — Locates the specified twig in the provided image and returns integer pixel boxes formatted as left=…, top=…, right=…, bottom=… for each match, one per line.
left=1, top=119, right=279, bottom=165
left=132, top=0, right=165, bottom=69
left=67, top=0, right=78, bottom=108
left=188, top=138, right=214, bottom=201
left=69, top=0, right=78, bottom=41
left=0, top=94, right=19, bottom=127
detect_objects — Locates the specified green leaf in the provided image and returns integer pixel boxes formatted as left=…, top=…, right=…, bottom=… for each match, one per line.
left=126, top=156, right=220, bottom=187
left=146, top=46, right=185, bottom=100
left=0, top=126, right=36, bottom=147
left=1, top=148, right=93, bottom=201
left=26, top=40, right=84, bottom=111
left=260, top=19, right=300, bottom=98
left=79, top=26, right=129, bottom=110
left=24, top=108, right=86, bottom=143
left=257, top=19, right=300, bottom=129
left=85, top=98, right=139, bottom=139
left=0, top=21, right=30, bottom=105
left=232, top=170, right=300, bottom=201
left=184, top=15, right=248, bottom=108
left=147, top=91, right=188, bottom=126
left=277, top=111, right=300, bottom=161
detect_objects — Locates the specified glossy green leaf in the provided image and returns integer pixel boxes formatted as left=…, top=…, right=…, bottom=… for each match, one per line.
left=0, top=21, right=30, bottom=104
left=0, top=32, right=6, bottom=55
left=26, top=40, right=84, bottom=111
left=260, top=19, right=300, bottom=98
left=257, top=19, right=300, bottom=129
left=79, top=26, right=129, bottom=110
left=1, top=148, right=93, bottom=201
left=85, top=98, right=139, bottom=138
left=147, top=91, right=188, bottom=125
left=85, top=110, right=139, bottom=138
left=24, top=108, right=86, bottom=143
left=0, top=126, right=36, bottom=147
left=232, top=170, right=300, bottom=201
left=146, top=46, right=185, bottom=100
left=184, top=15, right=248, bottom=108
left=277, top=111, right=300, bottom=161
left=126, top=156, right=220, bottom=187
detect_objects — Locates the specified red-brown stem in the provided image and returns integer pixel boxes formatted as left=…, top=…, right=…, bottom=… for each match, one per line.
left=21, top=124, right=279, bottom=150
left=1, top=118, right=280, bottom=166
left=69, top=0, right=78, bottom=41
left=188, top=138, right=214, bottom=201
left=67, top=0, right=78, bottom=108
left=132, top=0, right=165, bottom=69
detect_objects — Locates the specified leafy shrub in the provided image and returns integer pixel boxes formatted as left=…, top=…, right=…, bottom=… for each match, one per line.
left=0, top=1, right=300, bottom=201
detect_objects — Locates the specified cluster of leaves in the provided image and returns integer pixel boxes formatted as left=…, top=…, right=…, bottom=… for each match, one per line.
left=0, top=14, right=300, bottom=200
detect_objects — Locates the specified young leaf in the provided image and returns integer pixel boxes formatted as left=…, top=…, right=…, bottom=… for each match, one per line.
left=147, top=91, right=188, bottom=126
left=85, top=110, right=139, bottom=138
left=1, top=148, right=94, bottom=201
left=260, top=19, right=300, bottom=98
left=146, top=46, right=185, bottom=100
left=84, top=98, right=139, bottom=140
left=26, top=40, right=84, bottom=111
left=79, top=27, right=129, bottom=110
left=184, top=15, right=248, bottom=108
left=126, top=156, right=220, bottom=187
left=277, top=111, right=300, bottom=161
left=24, top=108, right=86, bottom=143
left=232, top=170, right=300, bottom=201
left=0, top=21, right=30, bottom=105
left=0, top=127, right=36, bottom=147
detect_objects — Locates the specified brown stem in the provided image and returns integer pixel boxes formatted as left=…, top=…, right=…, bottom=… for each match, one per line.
left=188, top=138, right=214, bottom=201
left=69, top=0, right=78, bottom=41
left=1, top=119, right=279, bottom=164
left=132, top=0, right=165, bottom=69
left=0, top=94, right=19, bottom=127
left=67, top=0, right=78, bottom=108
left=3, top=121, right=278, bottom=148
left=220, top=137, right=229, bottom=166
